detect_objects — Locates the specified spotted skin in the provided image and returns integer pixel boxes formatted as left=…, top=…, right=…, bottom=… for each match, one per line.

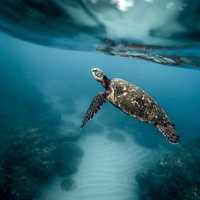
left=81, top=92, right=107, bottom=128
left=107, top=78, right=179, bottom=143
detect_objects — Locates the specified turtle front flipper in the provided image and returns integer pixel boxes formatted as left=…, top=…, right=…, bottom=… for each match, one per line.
left=156, top=123, right=179, bottom=144
left=81, top=92, right=107, bottom=128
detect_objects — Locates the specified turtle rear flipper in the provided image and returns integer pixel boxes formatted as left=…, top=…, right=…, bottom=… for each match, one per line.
left=81, top=92, right=107, bottom=128
left=156, top=123, right=179, bottom=144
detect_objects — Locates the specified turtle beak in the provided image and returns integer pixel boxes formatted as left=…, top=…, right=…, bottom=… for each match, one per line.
left=91, top=68, right=96, bottom=79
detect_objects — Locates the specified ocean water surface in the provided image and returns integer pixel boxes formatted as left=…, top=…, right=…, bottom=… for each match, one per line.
left=0, top=30, right=200, bottom=200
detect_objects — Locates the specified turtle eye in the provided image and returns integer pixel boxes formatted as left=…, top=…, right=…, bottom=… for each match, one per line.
left=95, top=71, right=102, bottom=78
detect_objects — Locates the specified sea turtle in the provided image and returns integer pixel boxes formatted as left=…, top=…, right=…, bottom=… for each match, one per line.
left=81, top=68, right=179, bottom=144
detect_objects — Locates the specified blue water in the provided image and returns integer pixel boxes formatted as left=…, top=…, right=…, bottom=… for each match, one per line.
left=1, top=0, right=200, bottom=68
left=0, top=31, right=200, bottom=200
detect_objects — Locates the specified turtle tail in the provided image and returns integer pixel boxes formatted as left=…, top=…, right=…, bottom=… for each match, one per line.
left=156, top=123, right=180, bottom=144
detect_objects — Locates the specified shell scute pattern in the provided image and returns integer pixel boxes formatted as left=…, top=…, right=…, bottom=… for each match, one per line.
left=109, top=78, right=167, bottom=123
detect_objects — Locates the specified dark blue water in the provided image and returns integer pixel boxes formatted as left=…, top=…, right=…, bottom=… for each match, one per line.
left=0, top=1, right=200, bottom=199
left=0, top=31, right=200, bottom=200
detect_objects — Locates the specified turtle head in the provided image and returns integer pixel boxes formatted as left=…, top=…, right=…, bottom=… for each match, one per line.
left=91, top=67, right=110, bottom=89
left=91, top=68, right=105, bottom=82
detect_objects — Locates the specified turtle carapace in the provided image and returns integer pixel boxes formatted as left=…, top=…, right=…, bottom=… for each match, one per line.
left=81, top=67, right=179, bottom=144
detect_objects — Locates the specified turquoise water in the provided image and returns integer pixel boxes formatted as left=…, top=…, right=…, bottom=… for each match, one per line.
left=1, top=31, right=200, bottom=200
left=1, top=0, right=200, bottom=67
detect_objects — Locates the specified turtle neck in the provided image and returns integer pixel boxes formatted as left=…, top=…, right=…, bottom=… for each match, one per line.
left=103, top=76, right=111, bottom=90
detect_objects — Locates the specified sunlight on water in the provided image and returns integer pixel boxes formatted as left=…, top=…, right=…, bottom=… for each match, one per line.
left=0, top=27, right=200, bottom=200
left=0, top=0, right=200, bottom=67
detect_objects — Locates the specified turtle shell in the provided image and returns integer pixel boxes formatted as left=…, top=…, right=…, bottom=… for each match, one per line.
left=107, top=78, right=169, bottom=124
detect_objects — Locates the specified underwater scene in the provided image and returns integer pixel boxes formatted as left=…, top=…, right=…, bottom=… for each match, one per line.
left=0, top=1, right=200, bottom=200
